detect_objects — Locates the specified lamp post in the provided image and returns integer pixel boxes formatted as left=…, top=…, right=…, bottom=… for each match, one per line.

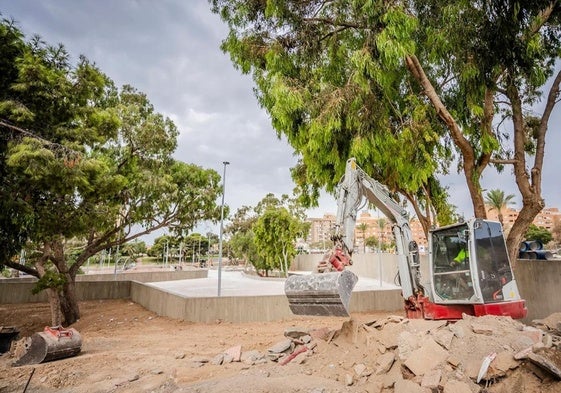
left=217, top=161, right=230, bottom=296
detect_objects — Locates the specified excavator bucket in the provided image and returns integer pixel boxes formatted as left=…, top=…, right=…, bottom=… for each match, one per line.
left=284, top=270, right=358, bottom=317
left=13, top=326, right=82, bottom=366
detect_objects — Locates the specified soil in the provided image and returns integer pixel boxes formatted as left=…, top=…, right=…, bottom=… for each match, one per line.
left=1, top=299, right=560, bottom=392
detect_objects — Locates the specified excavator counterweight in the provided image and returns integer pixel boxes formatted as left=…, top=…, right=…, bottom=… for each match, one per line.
left=284, top=270, right=358, bottom=317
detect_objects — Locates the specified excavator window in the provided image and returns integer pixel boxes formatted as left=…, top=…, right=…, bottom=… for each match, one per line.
left=431, top=225, right=476, bottom=302
left=473, top=221, right=513, bottom=303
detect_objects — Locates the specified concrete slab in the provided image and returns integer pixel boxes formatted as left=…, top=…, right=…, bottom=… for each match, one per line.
left=148, top=269, right=398, bottom=298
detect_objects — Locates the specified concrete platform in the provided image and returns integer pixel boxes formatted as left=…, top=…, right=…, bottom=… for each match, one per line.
left=148, top=268, right=400, bottom=297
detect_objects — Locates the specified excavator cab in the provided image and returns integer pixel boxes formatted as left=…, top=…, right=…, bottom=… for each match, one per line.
left=429, top=219, right=524, bottom=312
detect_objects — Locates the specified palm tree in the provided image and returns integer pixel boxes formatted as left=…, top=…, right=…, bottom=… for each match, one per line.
left=485, top=189, right=515, bottom=226
left=357, top=222, right=368, bottom=253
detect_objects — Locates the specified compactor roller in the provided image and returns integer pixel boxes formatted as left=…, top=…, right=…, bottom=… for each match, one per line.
left=284, top=270, right=358, bottom=317
left=13, top=326, right=82, bottom=366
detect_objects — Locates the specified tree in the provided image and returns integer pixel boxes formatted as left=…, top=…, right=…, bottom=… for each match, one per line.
left=253, top=207, right=301, bottom=276
left=357, top=222, right=368, bottom=253
left=227, top=193, right=308, bottom=275
left=525, top=224, right=553, bottom=245
left=0, top=21, right=223, bottom=325
left=210, top=1, right=561, bottom=263
left=485, top=189, right=516, bottom=227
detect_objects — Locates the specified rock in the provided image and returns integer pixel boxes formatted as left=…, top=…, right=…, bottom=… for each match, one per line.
left=434, top=329, right=455, bottom=350
left=268, top=339, right=293, bottom=354
left=421, top=369, right=442, bottom=389
left=383, top=360, right=404, bottom=388
left=521, top=326, right=544, bottom=345
left=404, top=338, right=448, bottom=376
left=471, top=322, right=494, bottom=335
left=354, top=363, right=367, bottom=377
left=284, top=327, right=310, bottom=339
left=446, top=355, right=461, bottom=368
left=543, top=333, right=554, bottom=348
left=210, top=353, right=224, bottom=365
left=514, top=346, right=533, bottom=360
left=397, top=331, right=420, bottom=361
left=224, top=345, right=242, bottom=362
left=375, top=352, right=395, bottom=375
left=241, top=350, right=263, bottom=365
left=528, top=349, right=561, bottom=379
left=189, top=356, right=209, bottom=363
left=493, top=350, right=519, bottom=372
left=376, top=322, right=405, bottom=349
left=449, top=323, right=465, bottom=338
left=345, top=373, right=354, bottom=386
left=222, top=353, right=234, bottom=363
left=175, top=352, right=186, bottom=359
left=394, top=379, right=427, bottom=393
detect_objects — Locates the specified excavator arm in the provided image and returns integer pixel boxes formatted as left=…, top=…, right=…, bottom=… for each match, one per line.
left=285, top=158, right=424, bottom=316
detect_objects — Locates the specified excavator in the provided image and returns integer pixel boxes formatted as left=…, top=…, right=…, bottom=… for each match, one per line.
left=285, top=158, right=527, bottom=320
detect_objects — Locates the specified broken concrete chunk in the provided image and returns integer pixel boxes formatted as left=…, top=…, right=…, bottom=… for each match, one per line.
left=528, top=349, right=561, bottom=379
left=397, top=331, right=420, bottom=361
left=394, top=379, right=426, bottom=393
left=421, top=369, right=442, bottom=389
left=268, top=339, right=293, bottom=354
left=241, top=350, right=264, bottom=365
left=284, top=327, right=310, bottom=340
left=210, top=353, right=224, bottom=365
left=354, top=363, right=367, bottom=377
left=404, top=338, right=448, bottom=376
left=443, top=380, right=472, bottom=393
left=449, top=323, right=465, bottom=338
left=375, top=352, right=395, bottom=375
left=223, top=345, right=242, bottom=362
left=434, top=329, right=455, bottom=350
left=493, top=350, right=519, bottom=372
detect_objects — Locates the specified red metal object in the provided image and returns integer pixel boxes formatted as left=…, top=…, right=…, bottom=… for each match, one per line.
left=404, top=294, right=527, bottom=320
left=473, top=300, right=527, bottom=319
left=328, top=247, right=352, bottom=271
left=44, top=326, right=73, bottom=339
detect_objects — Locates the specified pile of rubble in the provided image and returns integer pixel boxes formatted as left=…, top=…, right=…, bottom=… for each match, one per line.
left=189, top=313, right=561, bottom=392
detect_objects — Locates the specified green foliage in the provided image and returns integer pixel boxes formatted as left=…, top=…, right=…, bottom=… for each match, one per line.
left=32, top=270, right=66, bottom=295
left=211, top=0, right=561, bottom=238
left=525, top=224, right=553, bottom=245
left=253, top=207, right=300, bottom=275
left=227, top=193, right=308, bottom=274
left=0, top=19, right=224, bottom=323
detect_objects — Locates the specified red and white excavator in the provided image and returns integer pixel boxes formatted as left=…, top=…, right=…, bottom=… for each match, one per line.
left=285, top=158, right=527, bottom=320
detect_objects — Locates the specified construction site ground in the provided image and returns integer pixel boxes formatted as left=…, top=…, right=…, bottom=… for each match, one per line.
left=2, top=297, right=561, bottom=393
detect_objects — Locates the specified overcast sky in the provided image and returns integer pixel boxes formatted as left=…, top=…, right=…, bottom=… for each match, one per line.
left=1, top=1, right=560, bottom=241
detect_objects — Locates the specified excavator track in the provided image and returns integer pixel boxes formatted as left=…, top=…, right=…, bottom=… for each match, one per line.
left=284, top=270, right=358, bottom=317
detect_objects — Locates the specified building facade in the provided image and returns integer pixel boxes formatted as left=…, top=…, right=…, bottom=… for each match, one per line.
left=306, top=206, right=560, bottom=253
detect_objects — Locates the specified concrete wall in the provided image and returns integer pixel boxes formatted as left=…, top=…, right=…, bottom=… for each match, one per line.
left=513, top=259, right=561, bottom=323
left=0, top=270, right=206, bottom=304
left=0, top=281, right=131, bottom=304
left=130, top=281, right=404, bottom=323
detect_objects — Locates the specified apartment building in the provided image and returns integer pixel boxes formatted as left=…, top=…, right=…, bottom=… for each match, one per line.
left=306, top=206, right=560, bottom=252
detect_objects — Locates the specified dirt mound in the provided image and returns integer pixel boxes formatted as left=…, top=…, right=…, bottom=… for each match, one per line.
left=1, top=300, right=561, bottom=392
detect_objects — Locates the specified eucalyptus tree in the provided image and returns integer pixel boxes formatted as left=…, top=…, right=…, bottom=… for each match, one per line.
left=210, top=1, right=561, bottom=261
left=0, top=20, right=223, bottom=325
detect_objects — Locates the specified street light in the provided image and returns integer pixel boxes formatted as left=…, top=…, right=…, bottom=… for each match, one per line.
left=217, top=161, right=230, bottom=296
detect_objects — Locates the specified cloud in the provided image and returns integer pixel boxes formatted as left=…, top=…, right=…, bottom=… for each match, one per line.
left=2, top=0, right=560, bottom=243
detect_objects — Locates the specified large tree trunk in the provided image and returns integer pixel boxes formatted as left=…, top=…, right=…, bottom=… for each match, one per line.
left=60, top=274, right=81, bottom=325
left=46, top=288, right=63, bottom=326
